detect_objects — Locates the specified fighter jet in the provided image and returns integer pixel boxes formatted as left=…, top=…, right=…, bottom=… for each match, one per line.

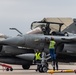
left=0, top=19, right=76, bottom=72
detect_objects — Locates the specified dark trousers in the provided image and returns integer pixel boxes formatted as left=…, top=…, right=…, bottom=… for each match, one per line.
left=49, top=49, right=58, bottom=70
left=52, top=59, right=58, bottom=70
left=49, top=48, right=56, bottom=60
left=36, top=60, right=41, bottom=70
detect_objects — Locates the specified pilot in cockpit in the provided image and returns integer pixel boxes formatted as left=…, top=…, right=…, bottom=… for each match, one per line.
left=41, top=24, right=51, bottom=35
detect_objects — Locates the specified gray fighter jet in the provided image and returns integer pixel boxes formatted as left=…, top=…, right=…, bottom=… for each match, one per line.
left=0, top=20, right=76, bottom=72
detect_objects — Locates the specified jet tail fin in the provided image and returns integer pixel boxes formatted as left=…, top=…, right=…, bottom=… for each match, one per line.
left=63, top=19, right=76, bottom=34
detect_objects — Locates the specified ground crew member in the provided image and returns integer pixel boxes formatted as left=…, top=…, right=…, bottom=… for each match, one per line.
left=34, top=50, right=41, bottom=71
left=49, top=37, right=58, bottom=70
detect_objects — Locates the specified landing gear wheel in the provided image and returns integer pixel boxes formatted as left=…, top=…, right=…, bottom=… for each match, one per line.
left=10, top=68, right=13, bottom=71
left=39, top=67, right=43, bottom=72
left=6, top=68, right=9, bottom=71
left=22, top=65, right=30, bottom=69
left=42, top=66, right=48, bottom=72
left=39, top=66, right=48, bottom=73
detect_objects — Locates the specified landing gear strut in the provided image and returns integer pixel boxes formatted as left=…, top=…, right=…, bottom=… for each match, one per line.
left=38, top=51, right=48, bottom=73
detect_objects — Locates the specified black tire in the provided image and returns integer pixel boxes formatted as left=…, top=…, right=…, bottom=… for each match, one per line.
left=39, top=65, right=48, bottom=73
left=42, top=66, right=48, bottom=72
left=39, top=67, right=43, bottom=72
left=22, top=65, right=30, bottom=69
left=6, top=68, right=9, bottom=71
left=10, top=68, right=13, bottom=71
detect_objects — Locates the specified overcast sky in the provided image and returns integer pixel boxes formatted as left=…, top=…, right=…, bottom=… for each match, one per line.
left=0, top=0, right=76, bottom=36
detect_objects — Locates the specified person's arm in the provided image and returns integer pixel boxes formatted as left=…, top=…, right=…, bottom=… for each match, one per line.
left=33, top=54, right=36, bottom=64
left=45, top=37, right=50, bottom=44
left=54, top=43, right=56, bottom=47
left=54, top=42, right=57, bottom=53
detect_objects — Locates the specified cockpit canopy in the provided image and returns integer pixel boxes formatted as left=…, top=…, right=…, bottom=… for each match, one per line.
left=29, top=20, right=64, bottom=35
left=31, top=22, right=61, bottom=32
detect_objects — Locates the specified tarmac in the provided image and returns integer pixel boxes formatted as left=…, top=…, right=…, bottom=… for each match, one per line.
left=0, top=64, right=76, bottom=75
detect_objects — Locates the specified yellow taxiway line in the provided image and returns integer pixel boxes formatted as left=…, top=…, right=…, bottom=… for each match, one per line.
left=47, top=69, right=76, bottom=74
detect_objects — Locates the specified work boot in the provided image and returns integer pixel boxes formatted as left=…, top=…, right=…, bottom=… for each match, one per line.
left=53, top=66, right=55, bottom=71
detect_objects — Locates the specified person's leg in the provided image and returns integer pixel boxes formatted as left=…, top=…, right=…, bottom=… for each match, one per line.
left=50, top=49, right=56, bottom=70
left=36, top=60, right=39, bottom=71
left=52, top=60, right=55, bottom=70
left=54, top=54, right=59, bottom=70
left=56, top=60, right=58, bottom=70
left=37, top=60, right=41, bottom=71
left=52, top=50, right=56, bottom=70
left=50, top=49, right=53, bottom=61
